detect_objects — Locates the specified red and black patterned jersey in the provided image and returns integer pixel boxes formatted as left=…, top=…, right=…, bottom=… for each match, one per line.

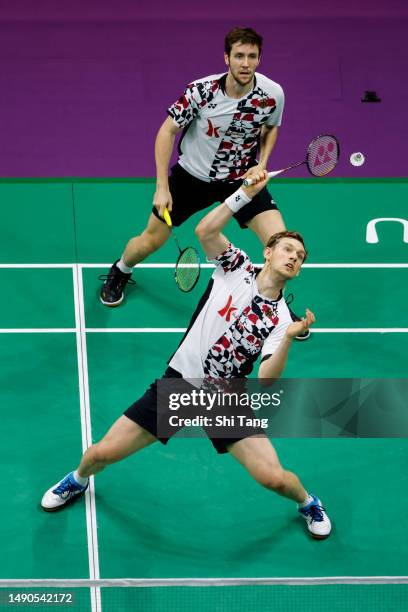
left=167, top=72, right=284, bottom=182
left=168, top=244, right=292, bottom=379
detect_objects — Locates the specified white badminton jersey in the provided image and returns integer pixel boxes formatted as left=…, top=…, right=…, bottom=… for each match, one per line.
left=167, top=72, right=284, bottom=182
left=168, top=244, right=292, bottom=379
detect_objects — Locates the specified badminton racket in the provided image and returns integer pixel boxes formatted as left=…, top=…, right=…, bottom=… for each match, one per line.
left=244, top=134, right=340, bottom=185
left=163, top=208, right=200, bottom=293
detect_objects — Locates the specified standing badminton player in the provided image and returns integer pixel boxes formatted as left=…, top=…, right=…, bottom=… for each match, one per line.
left=44, top=171, right=331, bottom=539
left=99, top=27, right=309, bottom=339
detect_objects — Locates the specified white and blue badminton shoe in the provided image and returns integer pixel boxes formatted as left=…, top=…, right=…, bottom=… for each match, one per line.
left=298, top=495, right=332, bottom=539
left=41, top=472, right=88, bottom=512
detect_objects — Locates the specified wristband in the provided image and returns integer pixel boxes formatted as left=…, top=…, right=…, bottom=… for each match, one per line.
left=224, top=187, right=252, bottom=213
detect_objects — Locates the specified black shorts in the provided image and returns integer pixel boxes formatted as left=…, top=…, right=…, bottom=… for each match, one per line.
left=124, top=367, right=265, bottom=454
left=152, top=163, right=278, bottom=228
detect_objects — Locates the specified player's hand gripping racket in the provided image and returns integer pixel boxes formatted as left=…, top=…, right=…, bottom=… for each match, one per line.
left=244, top=134, right=340, bottom=185
left=163, top=209, right=201, bottom=293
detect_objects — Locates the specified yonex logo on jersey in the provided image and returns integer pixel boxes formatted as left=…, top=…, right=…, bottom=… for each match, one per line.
left=218, top=295, right=237, bottom=322
left=206, top=119, right=220, bottom=138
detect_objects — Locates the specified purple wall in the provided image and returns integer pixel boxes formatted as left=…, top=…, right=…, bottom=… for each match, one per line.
left=1, top=0, right=407, bottom=20
left=0, top=1, right=407, bottom=177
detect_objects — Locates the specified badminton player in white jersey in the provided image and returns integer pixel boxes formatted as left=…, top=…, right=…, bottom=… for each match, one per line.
left=99, top=27, right=309, bottom=339
left=44, top=171, right=331, bottom=539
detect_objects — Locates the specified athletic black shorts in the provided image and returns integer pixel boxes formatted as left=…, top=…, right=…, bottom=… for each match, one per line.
left=124, top=367, right=265, bottom=454
left=152, top=163, right=278, bottom=228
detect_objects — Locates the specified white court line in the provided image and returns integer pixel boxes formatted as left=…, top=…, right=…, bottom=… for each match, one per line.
left=1, top=328, right=408, bottom=334
left=81, top=263, right=408, bottom=269
left=1, top=575, right=407, bottom=587
left=72, top=265, right=102, bottom=612
left=85, top=328, right=408, bottom=334
left=0, top=264, right=74, bottom=268
left=86, top=328, right=187, bottom=333
left=0, top=328, right=76, bottom=333
left=0, top=262, right=407, bottom=269
left=311, top=328, right=408, bottom=333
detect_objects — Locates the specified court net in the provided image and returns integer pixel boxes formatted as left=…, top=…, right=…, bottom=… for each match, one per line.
left=0, top=577, right=407, bottom=611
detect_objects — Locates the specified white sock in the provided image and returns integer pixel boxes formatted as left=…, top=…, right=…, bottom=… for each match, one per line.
left=73, top=470, right=88, bottom=486
left=116, top=258, right=133, bottom=274
left=298, top=493, right=314, bottom=508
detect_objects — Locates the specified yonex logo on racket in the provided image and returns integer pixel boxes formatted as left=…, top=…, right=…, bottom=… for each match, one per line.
left=314, top=140, right=335, bottom=168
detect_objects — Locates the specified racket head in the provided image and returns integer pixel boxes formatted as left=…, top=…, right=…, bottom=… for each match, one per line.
left=306, top=134, right=340, bottom=177
left=175, top=246, right=201, bottom=293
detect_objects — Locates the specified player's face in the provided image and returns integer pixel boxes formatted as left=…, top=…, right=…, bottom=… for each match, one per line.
left=224, top=43, right=260, bottom=87
left=265, top=239, right=306, bottom=279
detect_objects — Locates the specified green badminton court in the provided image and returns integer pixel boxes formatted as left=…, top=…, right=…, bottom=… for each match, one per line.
left=0, top=178, right=407, bottom=611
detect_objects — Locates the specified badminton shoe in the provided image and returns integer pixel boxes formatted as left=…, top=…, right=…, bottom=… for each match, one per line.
left=41, top=472, right=88, bottom=512
left=298, top=495, right=332, bottom=539
left=99, top=260, right=135, bottom=306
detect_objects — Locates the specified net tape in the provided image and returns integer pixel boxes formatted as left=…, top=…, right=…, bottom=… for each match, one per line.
left=1, top=577, right=407, bottom=588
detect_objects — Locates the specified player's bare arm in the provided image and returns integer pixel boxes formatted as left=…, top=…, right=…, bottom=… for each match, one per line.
left=195, top=171, right=269, bottom=259
left=153, top=116, right=182, bottom=217
left=258, top=309, right=315, bottom=382
left=244, top=125, right=279, bottom=180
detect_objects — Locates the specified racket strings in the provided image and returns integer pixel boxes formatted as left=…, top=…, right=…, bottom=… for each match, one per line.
left=175, top=247, right=200, bottom=292
left=307, top=135, right=339, bottom=177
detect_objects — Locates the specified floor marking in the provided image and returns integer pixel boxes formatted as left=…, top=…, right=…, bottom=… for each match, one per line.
left=0, top=262, right=407, bottom=269
left=1, top=575, right=407, bottom=587
left=1, top=328, right=407, bottom=334
left=72, top=265, right=102, bottom=612
left=0, top=328, right=76, bottom=333
left=85, top=328, right=408, bottom=334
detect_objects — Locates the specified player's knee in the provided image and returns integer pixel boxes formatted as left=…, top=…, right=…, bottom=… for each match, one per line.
left=92, top=441, right=121, bottom=465
left=141, top=229, right=166, bottom=254
left=254, top=464, right=286, bottom=492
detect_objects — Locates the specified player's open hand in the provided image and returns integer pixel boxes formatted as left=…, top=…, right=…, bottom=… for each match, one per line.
left=241, top=168, right=269, bottom=198
left=153, top=185, right=173, bottom=218
left=285, top=309, right=315, bottom=339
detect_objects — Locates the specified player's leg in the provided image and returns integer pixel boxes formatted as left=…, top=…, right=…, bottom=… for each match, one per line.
left=41, top=416, right=157, bottom=512
left=100, top=213, right=171, bottom=307
left=100, top=164, right=214, bottom=307
left=228, top=435, right=331, bottom=539
left=245, top=209, right=286, bottom=244
left=77, top=416, right=157, bottom=478
left=41, top=375, right=170, bottom=512
left=122, top=214, right=171, bottom=268
left=228, top=435, right=306, bottom=502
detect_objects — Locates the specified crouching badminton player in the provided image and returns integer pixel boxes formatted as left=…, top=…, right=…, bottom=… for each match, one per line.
left=41, top=170, right=331, bottom=539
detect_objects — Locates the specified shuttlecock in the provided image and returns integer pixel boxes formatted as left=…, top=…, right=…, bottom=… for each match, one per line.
left=350, top=152, right=365, bottom=167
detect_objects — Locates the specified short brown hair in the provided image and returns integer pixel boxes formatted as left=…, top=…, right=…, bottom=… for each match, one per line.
left=224, top=27, right=263, bottom=57
left=266, top=231, right=308, bottom=262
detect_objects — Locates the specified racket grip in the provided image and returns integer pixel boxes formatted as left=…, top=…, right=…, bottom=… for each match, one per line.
left=243, top=169, right=284, bottom=186
left=163, top=208, right=172, bottom=227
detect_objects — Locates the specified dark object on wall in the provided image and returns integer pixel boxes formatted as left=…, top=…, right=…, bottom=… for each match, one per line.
left=361, top=90, right=381, bottom=103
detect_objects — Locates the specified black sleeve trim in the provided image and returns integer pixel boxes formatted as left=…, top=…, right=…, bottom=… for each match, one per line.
left=260, top=354, right=272, bottom=363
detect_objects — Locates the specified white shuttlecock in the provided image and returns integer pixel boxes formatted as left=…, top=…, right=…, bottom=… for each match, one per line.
left=350, top=152, right=365, bottom=167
